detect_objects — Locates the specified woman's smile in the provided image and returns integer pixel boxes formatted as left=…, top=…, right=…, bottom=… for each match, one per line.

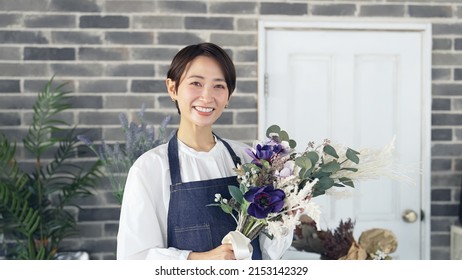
left=194, top=106, right=214, bottom=114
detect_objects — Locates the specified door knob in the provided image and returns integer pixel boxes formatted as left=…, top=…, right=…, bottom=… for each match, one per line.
left=402, top=209, right=418, bottom=223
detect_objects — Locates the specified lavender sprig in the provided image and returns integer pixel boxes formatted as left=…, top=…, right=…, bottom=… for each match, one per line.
left=77, top=105, right=172, bottom=203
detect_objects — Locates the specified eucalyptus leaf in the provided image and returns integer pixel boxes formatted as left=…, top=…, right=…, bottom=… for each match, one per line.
left=306, top=151, right=319, bottom=166
left=323, top=144, right=339, bottom=158
left=228, top=185, right=244, bottom=204
left=320, top=160, right=341, bottom=173
left=295, top=156, right=312, bottom=170
left=279, top=130, right=290, bottom=142
left=339, top=177, right=355, bottom=188
left=266, top=125, right=281, bottom=138
left=346, top=148, right=360, bottom=164
left=298, top=167, right=310, bottom=179
left=289, top=139, right=297, bottom=149
left=312, top=177, right=335, bottom=197
left=342, top=167, right=358, bottom=172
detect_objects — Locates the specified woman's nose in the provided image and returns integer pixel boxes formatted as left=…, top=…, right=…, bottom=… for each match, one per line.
left=200, top=86, right=213, bottom=102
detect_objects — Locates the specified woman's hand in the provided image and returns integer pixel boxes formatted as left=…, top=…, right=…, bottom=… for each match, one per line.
left=187, top=244, right=236, bottom=260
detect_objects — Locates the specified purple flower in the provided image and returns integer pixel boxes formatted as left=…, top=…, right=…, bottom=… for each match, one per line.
left=244, top=185, right=286, bottom=219
left=256, top=144, right=273, bottom=161
left=77, top=134, right=93, bottom=146
left=246, top=143, right=285, bottom=165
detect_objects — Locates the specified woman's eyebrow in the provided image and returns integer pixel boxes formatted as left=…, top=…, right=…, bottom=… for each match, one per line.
left=187, top=75, right=225, bottom=82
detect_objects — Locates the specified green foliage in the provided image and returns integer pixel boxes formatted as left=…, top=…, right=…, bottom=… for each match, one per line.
left=265, top=125, right=361, bottom=197
left=294, top=141, right=361, bottom=197
left=266, top=124, right=297, bottom=149
left=0, top=78, right=103, bottom=259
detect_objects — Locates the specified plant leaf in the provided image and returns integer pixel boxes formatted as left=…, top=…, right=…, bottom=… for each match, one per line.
left=289, top=139, right=297, bottom=149
left=323, top=144, right=339, bottom=159
left=295, top=156, right=312, bottom=170
left=279, top=130, right=290, bottom=142
left=339, top=177, right=355, bottom=188
left=346, top=148, right=360, bottom=164
left=312, top=177, right=335, bottom=197
left=342, top=167, right=359, bottom=172
left=266, top=124, right=281, bottom=138
left=228, top=185, right=244, bottom=204
left=306, top=151, right=319, bottom=167
left=320, top=160, right=341, bottom=173
left=220, top=204, right=233, bottom=214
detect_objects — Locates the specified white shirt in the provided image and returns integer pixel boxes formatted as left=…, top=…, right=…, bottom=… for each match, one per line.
left=116, top=137, right=293, bottom=260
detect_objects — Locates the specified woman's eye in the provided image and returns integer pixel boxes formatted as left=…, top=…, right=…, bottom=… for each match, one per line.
left=215, top=84, right=226, bottom=89
left=191, top=82, right=201, bottom=86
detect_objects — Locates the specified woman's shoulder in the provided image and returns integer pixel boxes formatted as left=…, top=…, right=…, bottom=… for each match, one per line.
left=223, top=138, right=251, bottom=150
left=131, top=142, right=169, bottom=169
left=220, top=138, right=253, bottom=163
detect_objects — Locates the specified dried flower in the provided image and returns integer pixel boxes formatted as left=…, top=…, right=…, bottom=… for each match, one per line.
left=293, top=217, right=397, bottom=260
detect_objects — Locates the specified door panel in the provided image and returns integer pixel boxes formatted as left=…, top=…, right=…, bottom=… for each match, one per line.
left=261, top=26, right=429, bottom=259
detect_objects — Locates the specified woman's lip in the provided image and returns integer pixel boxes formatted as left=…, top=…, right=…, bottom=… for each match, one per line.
left=193, top=106, right=215, bottom=115
left=194, top=106, right=214, bottom=113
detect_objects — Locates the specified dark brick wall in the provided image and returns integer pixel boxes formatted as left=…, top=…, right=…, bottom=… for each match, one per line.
left=1, top=0, right=461, bottom=260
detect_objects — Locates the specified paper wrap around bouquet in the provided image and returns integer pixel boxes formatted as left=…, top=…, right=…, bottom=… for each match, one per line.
left=221, top=231, right=253, bottom=260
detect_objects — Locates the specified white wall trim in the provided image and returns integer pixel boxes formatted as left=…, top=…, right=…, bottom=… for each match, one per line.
left=258, top=19, right=432, bottom=260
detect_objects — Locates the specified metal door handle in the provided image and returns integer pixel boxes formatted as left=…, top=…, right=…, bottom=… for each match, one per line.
left=402, top=209, right=418, bottom=223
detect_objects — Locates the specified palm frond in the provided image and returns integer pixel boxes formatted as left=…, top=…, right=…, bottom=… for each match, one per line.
left=0, top=135, right=41, bottom=242
left=23, top=77, right=71, bottom=159
left=1, top=77, right=103, bottom=259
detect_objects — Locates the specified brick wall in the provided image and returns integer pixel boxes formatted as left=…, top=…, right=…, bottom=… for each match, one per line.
left=1, top=0, right=461, bottom=260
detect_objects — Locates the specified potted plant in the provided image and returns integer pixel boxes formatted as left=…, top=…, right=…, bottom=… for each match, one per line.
left=77, top=105, right=173, bottom=204
left=0, top=78, right=103, bottom=259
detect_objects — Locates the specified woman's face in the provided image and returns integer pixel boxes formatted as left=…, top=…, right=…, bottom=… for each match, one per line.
left=168, top=55, right=230, bottom=129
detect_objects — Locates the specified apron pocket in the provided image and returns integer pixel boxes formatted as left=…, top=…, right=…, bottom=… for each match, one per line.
left=174, top=223, right=213, bottom=252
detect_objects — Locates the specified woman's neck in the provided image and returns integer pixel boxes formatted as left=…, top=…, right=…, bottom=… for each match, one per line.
left=177, top=124, right=216, bottom=152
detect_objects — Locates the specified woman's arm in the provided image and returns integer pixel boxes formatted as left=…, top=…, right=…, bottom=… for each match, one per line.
left=117, top=153, right=192, bottom=260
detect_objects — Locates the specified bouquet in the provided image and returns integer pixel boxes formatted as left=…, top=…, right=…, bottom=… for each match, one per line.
left=212, top=125, right=402, bottom=259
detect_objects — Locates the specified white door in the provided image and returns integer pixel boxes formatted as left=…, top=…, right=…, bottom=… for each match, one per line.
left=259, top=21, right=431, bottom=260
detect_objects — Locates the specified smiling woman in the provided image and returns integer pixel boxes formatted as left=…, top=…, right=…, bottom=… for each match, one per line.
left=167, top=55, right=230, bottom=138
left=116, top=43, right=293, bottom=260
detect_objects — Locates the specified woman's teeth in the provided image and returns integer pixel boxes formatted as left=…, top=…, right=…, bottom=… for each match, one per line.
left=195, top=106, right=213, bottom=113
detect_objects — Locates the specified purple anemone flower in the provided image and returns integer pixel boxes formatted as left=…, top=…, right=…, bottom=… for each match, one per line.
left=244, top=185, right=286, bottom=219
left=246, top=143, right=285, bottom=166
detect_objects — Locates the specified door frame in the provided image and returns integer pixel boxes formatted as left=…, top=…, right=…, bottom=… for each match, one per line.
left=258, top=20, right=432, bottom=259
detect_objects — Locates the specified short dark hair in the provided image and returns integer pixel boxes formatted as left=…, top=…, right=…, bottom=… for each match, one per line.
left=167, top=42, right=236, bottom=101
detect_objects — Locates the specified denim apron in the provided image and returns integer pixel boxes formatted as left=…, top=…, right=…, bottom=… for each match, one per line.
left=166, top=133, right=262, bottom=260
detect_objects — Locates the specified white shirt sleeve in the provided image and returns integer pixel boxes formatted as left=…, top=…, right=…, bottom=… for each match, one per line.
left=116, top=146, right=192, bottom=260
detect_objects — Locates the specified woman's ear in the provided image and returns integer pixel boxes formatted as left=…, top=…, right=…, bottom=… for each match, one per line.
left=166, top=78, right=176, bottom=101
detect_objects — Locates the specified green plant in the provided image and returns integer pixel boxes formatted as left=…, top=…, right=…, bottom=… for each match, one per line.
left=0, top=78, right=103, bottom=259
left=78, top=105, right=173, bottom=204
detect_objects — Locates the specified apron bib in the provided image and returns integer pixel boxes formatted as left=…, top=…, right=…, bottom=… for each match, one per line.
left=166, top=133, right=262, bottom=259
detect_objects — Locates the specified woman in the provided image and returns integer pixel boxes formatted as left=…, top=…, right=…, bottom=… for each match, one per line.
left=117, top=43, right=293, bottom=260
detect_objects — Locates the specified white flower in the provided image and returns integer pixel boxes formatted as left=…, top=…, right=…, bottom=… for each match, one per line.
left=280, top=140, right=291, bottom=151
left=302, top=201, right=322, bottom=230
left=373, top=250, right=388, bottom=260
left=276, top=160, right=295, bottom=178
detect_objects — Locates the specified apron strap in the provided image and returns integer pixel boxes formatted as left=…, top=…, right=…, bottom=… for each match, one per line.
left=167, top=130, right=242, bottom=185
left=167, top=130, right=182, bottom=186
left=213, top=132, right=241, bottom=167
